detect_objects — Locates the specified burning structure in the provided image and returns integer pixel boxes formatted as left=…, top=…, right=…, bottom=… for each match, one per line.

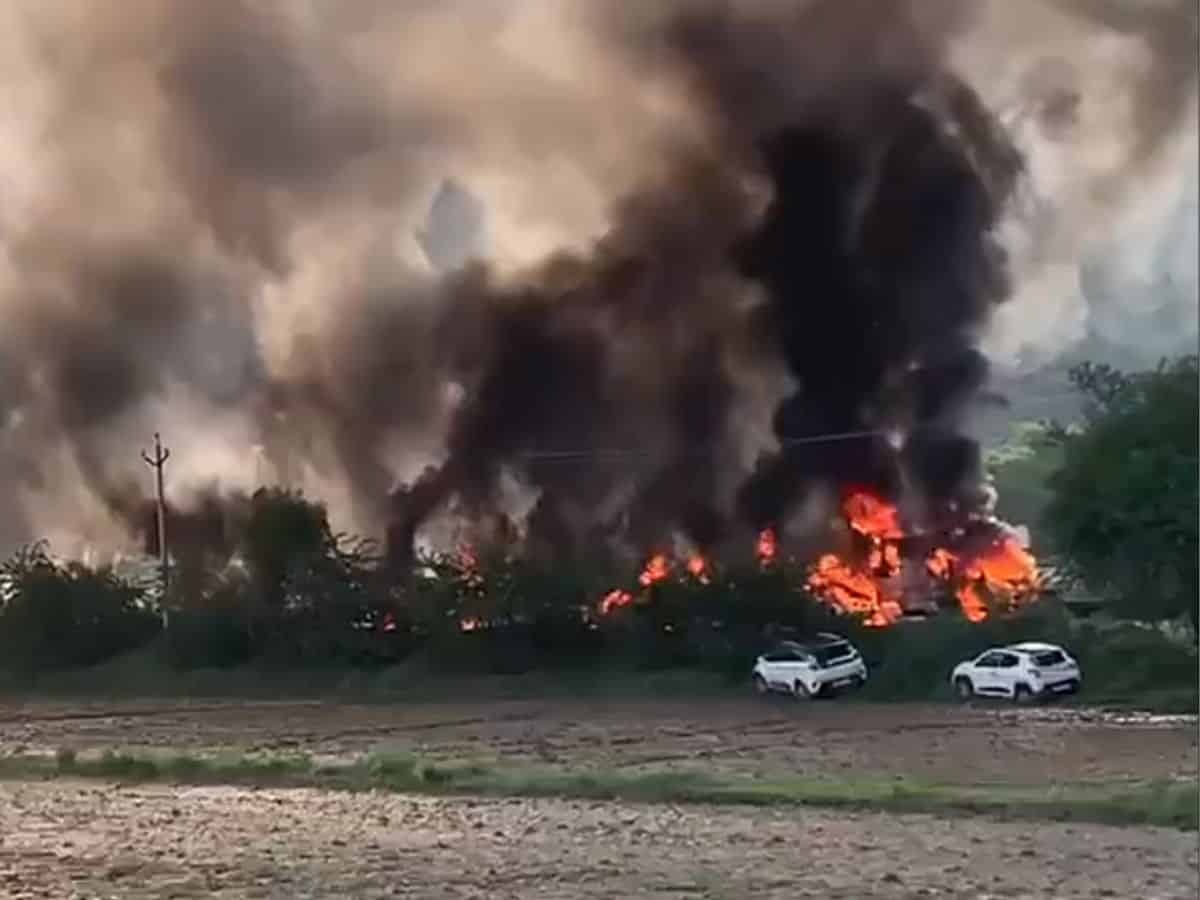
left=0, top=1, right=1189, bottom=624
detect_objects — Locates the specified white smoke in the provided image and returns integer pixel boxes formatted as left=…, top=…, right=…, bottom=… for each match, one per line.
left=961, top=0, right=1198, bottom=371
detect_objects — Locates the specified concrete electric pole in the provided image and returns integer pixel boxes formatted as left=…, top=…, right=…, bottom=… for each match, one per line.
left=141, top=432, right=171, bottom=625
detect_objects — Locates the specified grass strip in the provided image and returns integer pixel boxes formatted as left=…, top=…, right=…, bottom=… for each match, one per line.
left=0, top=748, right=1193, bottom=831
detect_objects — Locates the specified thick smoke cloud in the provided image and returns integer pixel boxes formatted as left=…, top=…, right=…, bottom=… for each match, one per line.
left=0, top=0, right=1191, bottom=562
left=964, top=0, right=1199, bottom=370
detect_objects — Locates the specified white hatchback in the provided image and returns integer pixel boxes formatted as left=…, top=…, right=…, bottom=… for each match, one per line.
left=951, top=642, right=1082, bottom=702
left=752, top=634, right=868, bottom=699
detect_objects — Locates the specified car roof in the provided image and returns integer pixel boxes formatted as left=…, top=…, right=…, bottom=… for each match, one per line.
left=787, top=635, right=849, bottom=648
left=1006, top=642, right=1065, bottom=653
left=772, top=636, right=849, bottom=652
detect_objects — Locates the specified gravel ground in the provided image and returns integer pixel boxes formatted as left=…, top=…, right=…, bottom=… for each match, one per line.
left=1, top=699, right=1194, bottom=784
left=0, top=780, right=1196, bottom=900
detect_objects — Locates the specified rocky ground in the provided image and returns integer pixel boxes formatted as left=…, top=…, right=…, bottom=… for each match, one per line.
left=0, top=780, right=1196, bottom=900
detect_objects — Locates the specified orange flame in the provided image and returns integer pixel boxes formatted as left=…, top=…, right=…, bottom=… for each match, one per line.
left=804, top=492, right=907, bottom=625
left=844, top=491, right=904, bottom=540
left=807, top=554, right=903, bottom=627
left=686, top=554, right=711, bottom=583
left=957, top=537, right=1040, bottom=622
left=594, top=491, right=1040, bottom=627
left=600, top=589, right=635, bottom=615
left=639, top=553, right=671, bottom=588
left=925, top=547, right=957, bottom=579
left=756, top=528, right=778, bottom=566
left=455, top=543, right=485, bottom=588
left=804, top=490, right=1040, bottom=626
left=459, top=617, right=483, bottom=632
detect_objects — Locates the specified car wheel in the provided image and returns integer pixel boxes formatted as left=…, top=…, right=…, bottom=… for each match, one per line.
left=1013, top=684, right=1034, bottom=704
left=753, top=675, right=768, bottom=696
left=954, top=677, right=974, bottom=701
left=793, top=680, right=812, bottom=700
left=1064, top=679, right=1081, bottom=695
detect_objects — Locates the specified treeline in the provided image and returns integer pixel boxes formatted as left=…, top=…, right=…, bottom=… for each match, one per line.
left=0, top=355, right=1195, bottom=706
left=0, top=488, right=1194, bottom=709
left=0, top=488, right=871, bottom=675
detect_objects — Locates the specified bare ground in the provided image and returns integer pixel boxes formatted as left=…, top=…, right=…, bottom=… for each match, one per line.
left=0, top=698, right=1194, bottom=784
left=0, top=780, right=1196, bottom=899
left=0, top=699, right=1195, bottom=898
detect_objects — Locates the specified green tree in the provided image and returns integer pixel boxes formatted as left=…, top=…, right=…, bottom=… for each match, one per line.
left=0, top=541, right=161, bottom=671
left=242, top=488, right=334, bottom=610
left=1044, top=355, right=1198, bottom=631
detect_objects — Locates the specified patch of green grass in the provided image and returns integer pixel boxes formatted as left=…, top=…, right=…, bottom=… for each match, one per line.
left=0, top=748, right=1193, bottom=831
left=3, top=749, right=317, bottom=786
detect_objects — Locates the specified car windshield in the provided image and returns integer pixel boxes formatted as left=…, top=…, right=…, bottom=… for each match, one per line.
left=1031, top=650, right=1067, bottom=667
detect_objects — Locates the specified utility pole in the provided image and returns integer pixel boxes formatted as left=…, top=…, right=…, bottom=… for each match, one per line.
left=141, top=432, right=171, bottom=626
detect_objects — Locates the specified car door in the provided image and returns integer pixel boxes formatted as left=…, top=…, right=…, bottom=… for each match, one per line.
left=991, top=651, right=1022, bottom=696
left=760, top=650, right=792, bottom=689
left=970, top=651, right=1005, bottom=694
left=773, top=647, right=813, bottom=689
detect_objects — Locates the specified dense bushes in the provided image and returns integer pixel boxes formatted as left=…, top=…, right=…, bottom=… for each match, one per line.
left=1043, top=356, right=1198, bottom=630
left=853, top=601, right=1198, bottom=708
left=0, top=489, right=1194, bottom=711
left=0, top=542, right=161, bottom=672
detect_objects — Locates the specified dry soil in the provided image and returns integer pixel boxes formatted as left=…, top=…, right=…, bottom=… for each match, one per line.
left=0, top=780, right=1197, bottom=899
left=0, top=699, right=1196, bottom=899
left=0, top=698, right=1193, bottom=783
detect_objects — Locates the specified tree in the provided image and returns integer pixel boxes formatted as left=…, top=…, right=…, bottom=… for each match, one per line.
left=1044, top=355, right=1198, bottom=631
left=242, top=487, right=335, bottom=618
left=0, top=542, right=161, bottom=671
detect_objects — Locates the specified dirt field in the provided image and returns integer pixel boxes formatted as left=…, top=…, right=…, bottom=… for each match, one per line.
left=0, top=699, right=1195, bottom=898
left=0, top=698, right=1194, bottom=784
left=0, top=780, right=1195, bottom=899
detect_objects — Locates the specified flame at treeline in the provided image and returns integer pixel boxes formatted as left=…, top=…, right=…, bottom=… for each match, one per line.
left=807, top=490, right=1039, bottom=626
left=436, top=490, right=1040, bottom=630
left=598, top=490, right=1040, bottom=627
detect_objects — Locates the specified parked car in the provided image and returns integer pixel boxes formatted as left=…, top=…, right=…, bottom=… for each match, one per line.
left=951, top=642, right=1081, bottom=702
left=752, top=633, right=868, bottom=699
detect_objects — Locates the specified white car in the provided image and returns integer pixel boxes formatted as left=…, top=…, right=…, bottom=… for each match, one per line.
left=951, top=642, right=1082, bottom=702
left=752, top=634, right=868, bottom=699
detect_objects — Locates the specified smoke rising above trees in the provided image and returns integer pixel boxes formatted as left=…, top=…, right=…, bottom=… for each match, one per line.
left=0, top=0, right=1192, bottom=561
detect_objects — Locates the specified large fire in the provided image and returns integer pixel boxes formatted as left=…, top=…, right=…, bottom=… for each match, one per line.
left=756, top=528, right=778, bottom=566
left=600, top=589, right=635, bottom=615
left=922, top=536, right=1040, bottom=624
left=809, top=490, right=1040, bottom=625
left=639, top=553, right=671, bottom=587
left=808, top=553, right=904, bottom=627
left=597, top=489, right=1040, bottom=626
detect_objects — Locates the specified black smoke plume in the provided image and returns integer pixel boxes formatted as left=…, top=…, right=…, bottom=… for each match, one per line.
left=388, top=1, right=1023, bottom=563
left=4, top=1, right=1186, bottom=570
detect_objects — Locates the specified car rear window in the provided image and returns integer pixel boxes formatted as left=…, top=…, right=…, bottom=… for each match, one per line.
left=1032, top=650, right=1067, bottom=667
left=808, top=643, right=853, bottom=664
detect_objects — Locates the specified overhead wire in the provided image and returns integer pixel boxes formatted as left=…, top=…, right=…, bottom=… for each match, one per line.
left=509, top=427, right=907, bottom=463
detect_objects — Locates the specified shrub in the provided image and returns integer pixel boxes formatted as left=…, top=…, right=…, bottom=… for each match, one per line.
left=163, top=609, right=254, bottom=670
left=0, top=542, right=161, bottom=672
left=857, top=599, right=1197, bottom=704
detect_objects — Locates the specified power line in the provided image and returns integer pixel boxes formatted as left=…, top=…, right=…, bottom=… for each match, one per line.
left=509, top=427, right=904, bottom=463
